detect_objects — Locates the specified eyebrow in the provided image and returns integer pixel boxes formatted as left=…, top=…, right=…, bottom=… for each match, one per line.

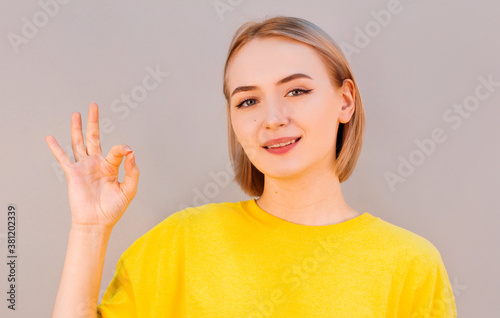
left=230, top=73, right=313, bottom=97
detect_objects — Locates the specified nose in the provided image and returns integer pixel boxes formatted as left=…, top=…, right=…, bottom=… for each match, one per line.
left=263, top=98, right=289, bottom=129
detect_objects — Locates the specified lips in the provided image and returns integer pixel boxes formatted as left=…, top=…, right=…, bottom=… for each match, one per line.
left=262, top=137, right=301, bottom=148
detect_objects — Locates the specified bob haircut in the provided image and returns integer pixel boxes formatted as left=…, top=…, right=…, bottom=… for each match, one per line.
left=222, top=15, right=366, bottom=198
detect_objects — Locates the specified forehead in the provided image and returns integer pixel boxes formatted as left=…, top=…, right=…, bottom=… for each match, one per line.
left=226, top=37, right=328, bottom=91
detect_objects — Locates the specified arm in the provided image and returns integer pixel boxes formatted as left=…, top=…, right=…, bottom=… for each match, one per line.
left=52, top=225, right=112, bottom=318
left=46, top=102, right=140, bottom=317
left=405, top=245, right=457, bottom=318
left=412, top=253, right=457, bottom=317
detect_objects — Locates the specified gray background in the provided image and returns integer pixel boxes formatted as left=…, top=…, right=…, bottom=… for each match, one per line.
left=1, top=0, right=498, bottom=316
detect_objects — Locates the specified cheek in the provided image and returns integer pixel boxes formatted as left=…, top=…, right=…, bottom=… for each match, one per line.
left=231, top=115, right=264, bottom=160
left=231, top=115, right=252, bottom=143
left=301, top=99, right=340, bottom=141
left=296, top=106, right=333, bottom=130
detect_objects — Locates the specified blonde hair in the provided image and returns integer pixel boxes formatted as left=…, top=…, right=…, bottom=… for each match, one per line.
left=223, top=15, right=366, bottom=197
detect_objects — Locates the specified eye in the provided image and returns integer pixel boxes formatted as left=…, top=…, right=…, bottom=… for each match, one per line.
left=235, top=98, right=258, bottom=109
left=286, top=88, right=313, bottom=97
left=234, top=88, right=313, bottom=109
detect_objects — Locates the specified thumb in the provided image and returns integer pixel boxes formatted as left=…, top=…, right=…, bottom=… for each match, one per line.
left=120, top=151, right=140, bottom=201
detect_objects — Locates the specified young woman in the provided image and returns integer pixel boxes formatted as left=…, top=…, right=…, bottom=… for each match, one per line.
left=47, top=15, right=457, bottom=317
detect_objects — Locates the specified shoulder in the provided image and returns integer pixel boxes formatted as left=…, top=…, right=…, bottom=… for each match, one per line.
left=366, top=215, right=444, bottom=264
left=119, top=201, right=243, bottom=260
left=363, top=217, right=457, bottom=316
left=367, top=217, right=457, bottom=316
left=173, top=201, right=243, bottom=223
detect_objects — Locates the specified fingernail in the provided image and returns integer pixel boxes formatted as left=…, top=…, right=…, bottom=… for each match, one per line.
left=124, top=146, right=132, bottom=152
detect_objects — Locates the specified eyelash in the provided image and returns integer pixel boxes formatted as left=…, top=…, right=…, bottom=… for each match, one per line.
left=235, top=88, right=313, bottom=109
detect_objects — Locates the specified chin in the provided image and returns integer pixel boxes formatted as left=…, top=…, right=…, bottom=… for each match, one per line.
left=260, top=166, right=306, bottom=180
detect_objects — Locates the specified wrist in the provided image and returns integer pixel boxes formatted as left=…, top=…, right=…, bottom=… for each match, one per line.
left=70, top=223, right=114, bottom=235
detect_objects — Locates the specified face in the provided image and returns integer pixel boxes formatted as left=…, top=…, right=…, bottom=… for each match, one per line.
left=226, top=37, right=355, bottom=180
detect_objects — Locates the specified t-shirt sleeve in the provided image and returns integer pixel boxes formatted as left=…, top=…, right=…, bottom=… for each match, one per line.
left=95, top=209, right=187, bottom=317
left=96, top=258, right=137, bottom=318
left=405, top=244, right=458, bottom=317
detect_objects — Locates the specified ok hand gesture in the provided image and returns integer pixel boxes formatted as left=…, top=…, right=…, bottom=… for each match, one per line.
left=45, top=102, right=140, bottom=229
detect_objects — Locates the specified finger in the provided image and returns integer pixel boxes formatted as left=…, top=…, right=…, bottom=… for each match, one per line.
left=71, top=112, right=87, bottom=161
left=105, top=144, right=133, bottom=167
left=85, top=102, right=102, bottom=155
left=120, top=151, right=140, bottom=201
left=45, top=135, right=73, bottom=172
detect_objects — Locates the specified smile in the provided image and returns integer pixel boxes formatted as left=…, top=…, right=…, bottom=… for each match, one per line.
left=264, top=137, right=301, bottom=148
left=263, top=137, right=301, bottom=155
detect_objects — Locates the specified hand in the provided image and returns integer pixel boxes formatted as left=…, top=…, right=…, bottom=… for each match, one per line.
left=45, top=102, right=140, bottom=228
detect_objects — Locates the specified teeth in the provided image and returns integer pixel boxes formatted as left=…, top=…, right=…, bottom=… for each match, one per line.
left=267, top=138, right=297, bottom=148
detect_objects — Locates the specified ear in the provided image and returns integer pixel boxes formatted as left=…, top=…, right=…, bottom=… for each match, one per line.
left=338, top=79, right=355, bottom=124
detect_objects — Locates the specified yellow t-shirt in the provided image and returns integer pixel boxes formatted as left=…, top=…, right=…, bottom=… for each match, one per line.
left=97, top=199, right=457, bottom=317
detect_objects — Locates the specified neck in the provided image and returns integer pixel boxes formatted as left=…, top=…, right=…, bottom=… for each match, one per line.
left=255, top=164, right=360, bottom=226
